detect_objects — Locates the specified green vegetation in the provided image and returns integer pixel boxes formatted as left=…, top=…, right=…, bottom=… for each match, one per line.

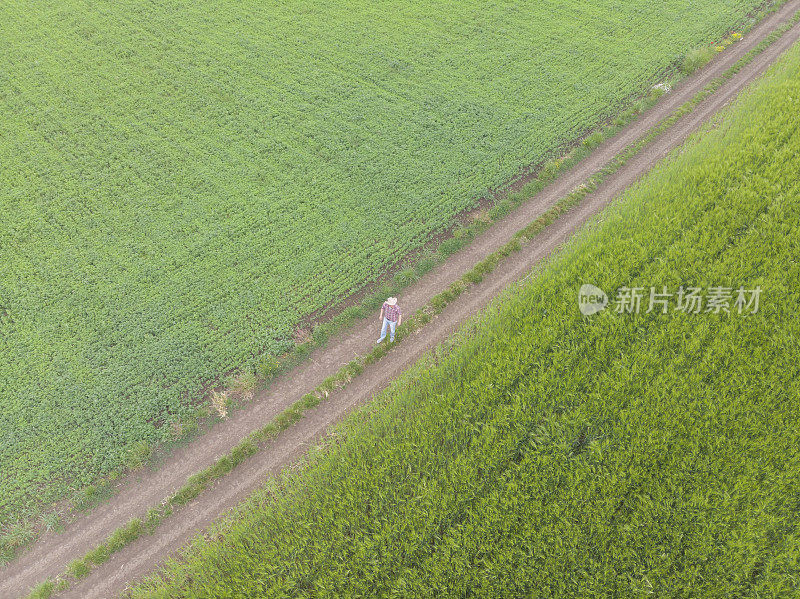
left=28, top=19, right=800, bottom=592
left=0, top=0, right=767, bottom=527
left=132, top=39, right=800, bottom=598
left=682, top=46, right=717, bottom=74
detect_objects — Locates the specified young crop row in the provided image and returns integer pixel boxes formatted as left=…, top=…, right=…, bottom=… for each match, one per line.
left=130, top=39, right=800, bottom=598
left=0, top=0, right=774, bottom=529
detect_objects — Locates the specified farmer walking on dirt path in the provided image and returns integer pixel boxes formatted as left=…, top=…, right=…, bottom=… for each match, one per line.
left=377, top=297, right=402, bottom=343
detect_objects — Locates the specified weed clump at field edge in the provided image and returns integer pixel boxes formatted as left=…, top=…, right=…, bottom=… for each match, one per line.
left=682, top=46, right=717, bottom=73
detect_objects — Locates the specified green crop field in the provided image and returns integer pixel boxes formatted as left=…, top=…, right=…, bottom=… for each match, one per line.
left=0, top=1, right=767, bottom=527
left=132, top=39, right=800, bottom=598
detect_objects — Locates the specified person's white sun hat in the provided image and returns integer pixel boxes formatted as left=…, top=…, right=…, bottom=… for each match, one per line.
left=386, top=297, right=398, bottom=306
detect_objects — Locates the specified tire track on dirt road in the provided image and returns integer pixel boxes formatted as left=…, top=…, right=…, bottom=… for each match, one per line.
left=4, top=2, right=800, bottom=597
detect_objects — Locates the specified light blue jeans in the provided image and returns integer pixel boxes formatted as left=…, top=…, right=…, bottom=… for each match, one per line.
left=378, top=317, right=397, bottom=343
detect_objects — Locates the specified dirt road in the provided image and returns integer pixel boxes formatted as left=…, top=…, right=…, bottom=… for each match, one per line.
left=4, top=3, right=800, bottom=597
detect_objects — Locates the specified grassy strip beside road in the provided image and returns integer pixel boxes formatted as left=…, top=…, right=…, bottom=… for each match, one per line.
left=130, top=38, right=800, bottom=598
left=22, top=12, right=800, bottom=598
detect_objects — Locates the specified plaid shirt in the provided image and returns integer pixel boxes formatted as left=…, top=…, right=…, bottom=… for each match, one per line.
left=382, top=303, right=402, bottom=322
